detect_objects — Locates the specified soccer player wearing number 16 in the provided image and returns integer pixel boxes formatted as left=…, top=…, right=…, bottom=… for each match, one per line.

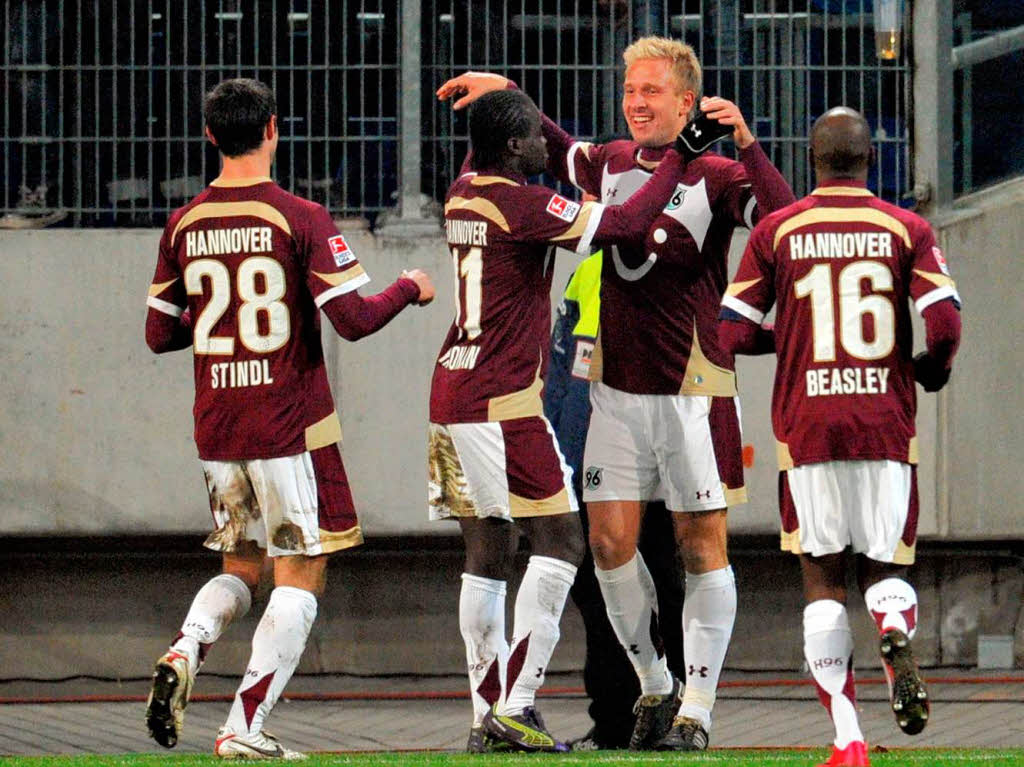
left=720, top=107, right=962, bottom=767
left=144, top=79, right=434, bottom=760
left=429, top=88, right=687, bottom=752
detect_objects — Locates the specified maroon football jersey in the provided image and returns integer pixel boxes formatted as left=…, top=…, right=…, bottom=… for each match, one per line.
left=430, top=160, right=681, bottom=423
left=147, top=177, right=370, bottom=460
left=723, top=180, right=961, bottom=467
left=550, top=135, right=790, bottom=396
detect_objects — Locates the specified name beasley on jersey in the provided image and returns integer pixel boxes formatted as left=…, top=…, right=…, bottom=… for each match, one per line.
left=807, top=367, right=890, bottom=397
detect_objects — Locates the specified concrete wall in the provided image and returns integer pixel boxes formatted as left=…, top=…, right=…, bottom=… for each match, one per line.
left=0, top=179, right=1022, bottom=538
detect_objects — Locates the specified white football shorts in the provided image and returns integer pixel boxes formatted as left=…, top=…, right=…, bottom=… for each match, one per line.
left=201, top=447, right=363, bottom=557
left=428, top=416, right=578, bottom=521
left=582, top=381, right=747, bottom=512
left=779, top=459, right=918, bottom=565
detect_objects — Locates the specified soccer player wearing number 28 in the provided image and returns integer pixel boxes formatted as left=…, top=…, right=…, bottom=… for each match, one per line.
left=144, top=78, right=434, bottom=760
left=720, top=107, right=962, bottom=767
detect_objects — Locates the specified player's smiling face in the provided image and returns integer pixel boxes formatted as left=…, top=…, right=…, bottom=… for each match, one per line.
left=622, top=58, right=694, bottom=148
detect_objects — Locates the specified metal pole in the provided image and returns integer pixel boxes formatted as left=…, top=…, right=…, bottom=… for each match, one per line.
left=951, top=23, right=1024, bottom=71
left=912, top=0, right=953, bottom=213
left=379, top=0, right=438, bottom=237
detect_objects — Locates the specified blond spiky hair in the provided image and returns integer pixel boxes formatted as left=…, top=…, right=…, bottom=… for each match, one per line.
left=622, top=36, right=702, bottom=97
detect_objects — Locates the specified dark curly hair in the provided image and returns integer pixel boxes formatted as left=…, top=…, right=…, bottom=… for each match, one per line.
left=468, top=89, right=539, bottom=170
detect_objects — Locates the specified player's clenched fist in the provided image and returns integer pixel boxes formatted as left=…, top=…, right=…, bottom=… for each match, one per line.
left=403, top=268, right=436, bottom=306
left=436, top=71, right=511, bottom=110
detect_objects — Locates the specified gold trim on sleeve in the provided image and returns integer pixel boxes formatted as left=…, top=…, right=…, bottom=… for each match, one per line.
left=725, top=278, right=762, bottom=297
left=509, top=487, right=574, bottom=517
left=776, top=440, right=795, bottom=470
left=318, top=525, right=364, bottom=553
left=772, top=207, right=912, bottom=250
left=550, top=201, right=599, bottom=243
left=679, top=325, right=737, bottom=396
left=313, top=264, right=368, bottom=287
left=305, top=410, right=343, bottom=451
left=912, top=269, right=957, bottom=289
left=444, top=197, right=512, bottom=233
left=171, top=201, right=293, bottom=246
left=148, top=278, right=178, bottom=296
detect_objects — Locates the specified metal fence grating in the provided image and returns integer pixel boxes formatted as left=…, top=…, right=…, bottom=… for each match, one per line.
left=425, top=0, right=910, bottom=207
left=2, top=0, right=909, bottom=228
left=1, top=0, right=399, bottom=226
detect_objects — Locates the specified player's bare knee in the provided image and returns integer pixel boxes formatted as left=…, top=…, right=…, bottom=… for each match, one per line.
left=589, top=528, right=634, bottom=570
left=520, top=514, right=585, bottom=567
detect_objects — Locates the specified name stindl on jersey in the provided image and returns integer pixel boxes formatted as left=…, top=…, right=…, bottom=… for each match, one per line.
left=210, top=359, right=275, bottom=390
left=546, top=194, right=580, bottom=222
left=186, top=226, right=273, bottom=258
left=328, top=234, right=356, bottom=267
left=438, top=344, right=481, bottom=371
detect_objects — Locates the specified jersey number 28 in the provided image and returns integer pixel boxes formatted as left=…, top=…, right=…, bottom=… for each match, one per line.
left=184, top=257, right=291, bottom=355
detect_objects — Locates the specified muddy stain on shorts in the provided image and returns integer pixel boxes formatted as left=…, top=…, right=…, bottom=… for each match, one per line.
left=272, top=521, right=306, bottom=553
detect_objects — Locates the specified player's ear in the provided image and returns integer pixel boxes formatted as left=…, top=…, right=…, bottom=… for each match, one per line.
left=507, top=136, right=522, bottom=156
left=265, top=115, right=277, bottom=142
left=867, top=144, right=877, bottom=168
left=204, top=126, right=219, bottom=147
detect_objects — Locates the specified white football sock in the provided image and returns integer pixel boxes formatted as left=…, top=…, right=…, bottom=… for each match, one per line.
left=502, top=555, right=577, bottom=716
left=459, top=573, right=508, bottom=725
left=224, top=586, right=317, bottom=736
left=679, top=566, right=736, bottom=732
left=594, top=552, right=672, bottom=696
left=864, top=577, right=919, bottom=639
left=804, top=599, right=864, bottom=749
left=171, top=573, right=252, bottom=676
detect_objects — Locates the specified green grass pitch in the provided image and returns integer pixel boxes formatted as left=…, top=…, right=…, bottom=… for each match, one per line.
left=4, top=751, right=1024, bottom=767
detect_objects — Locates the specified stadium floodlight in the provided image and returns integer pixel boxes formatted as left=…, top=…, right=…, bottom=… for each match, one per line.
left=873, top=0, right=904, bottom=61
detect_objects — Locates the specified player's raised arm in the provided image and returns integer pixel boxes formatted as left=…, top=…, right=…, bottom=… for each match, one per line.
left=699, top=96, right=796, bottom=227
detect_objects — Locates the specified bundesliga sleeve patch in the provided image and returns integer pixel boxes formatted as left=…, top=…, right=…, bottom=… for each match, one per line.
left=546, top=194, right=581, bottom=222
left=328, top=234, right=356, bottom=267
left=932, top=246, right=950, bottom=276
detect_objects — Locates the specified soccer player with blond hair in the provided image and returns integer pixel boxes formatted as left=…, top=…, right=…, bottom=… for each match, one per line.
left=439, top=35, right=794, bottom=751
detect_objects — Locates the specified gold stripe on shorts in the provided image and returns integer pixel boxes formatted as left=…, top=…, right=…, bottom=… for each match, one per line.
left=509, top=487, right=573, bottom=517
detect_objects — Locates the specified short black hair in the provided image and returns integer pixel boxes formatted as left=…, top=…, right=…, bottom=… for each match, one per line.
left=468, top=89, right=539, bottom=170
left=203, top=78, right=276, bottom=158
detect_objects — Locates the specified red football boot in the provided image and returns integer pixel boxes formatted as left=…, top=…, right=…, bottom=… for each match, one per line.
left=817, top=740, right=870, bottom=766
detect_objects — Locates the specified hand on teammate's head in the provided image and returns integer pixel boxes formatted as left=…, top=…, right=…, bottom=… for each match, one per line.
left=436, top=72, right=512, bottom=111
left=403, top=268, right=436, bottom=306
